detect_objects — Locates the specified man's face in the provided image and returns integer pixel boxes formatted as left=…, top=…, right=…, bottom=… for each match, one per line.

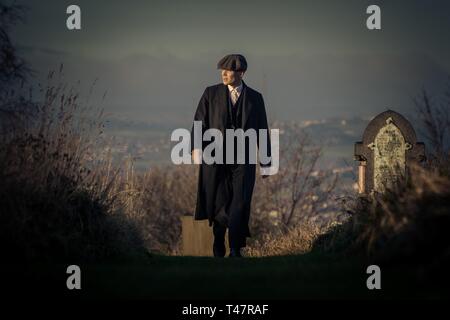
left=221, top=69, right=244, bottom=86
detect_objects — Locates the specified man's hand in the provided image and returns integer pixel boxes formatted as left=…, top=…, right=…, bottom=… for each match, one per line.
left=260, top=165, right=272, bottom=179
left=192, top=149, right=202, bottom=165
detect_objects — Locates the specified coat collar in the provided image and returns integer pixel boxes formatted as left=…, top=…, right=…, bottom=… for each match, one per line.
left=227, top=83, right=243, bottom=95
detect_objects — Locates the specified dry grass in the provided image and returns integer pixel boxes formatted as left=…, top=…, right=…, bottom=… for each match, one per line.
left=245, top=221, right=329, bottom=257
left=119, top=163, right=197, bottom=254
left=0, top=70, right=144, bottom=262
left=356, top=164, right=450, bottom=261
left=314, top=163, right=450, bottom=273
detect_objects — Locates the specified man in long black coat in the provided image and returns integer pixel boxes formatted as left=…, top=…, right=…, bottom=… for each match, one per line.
left=190, top=54, right=272, bottom=258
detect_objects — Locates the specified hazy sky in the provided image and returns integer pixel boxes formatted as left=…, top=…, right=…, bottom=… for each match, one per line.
left=10, top=0, right=450, bottom=128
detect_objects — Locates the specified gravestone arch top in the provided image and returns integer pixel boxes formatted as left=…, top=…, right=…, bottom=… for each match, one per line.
left=354, top=110, right=425, bottom=194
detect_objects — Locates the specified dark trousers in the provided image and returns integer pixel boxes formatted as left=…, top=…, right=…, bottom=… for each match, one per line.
left=213, top=164, right=247, bottom=249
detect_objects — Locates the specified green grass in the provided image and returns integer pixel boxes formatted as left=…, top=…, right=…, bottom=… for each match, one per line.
left=4, top=253, right=450, bottom=301
left=5, top=252, right=448, bottom=300
left=41, top=252, right=446, bottom=300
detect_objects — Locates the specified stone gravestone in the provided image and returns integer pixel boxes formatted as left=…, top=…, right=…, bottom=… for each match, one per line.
left=180, top=215, right=229, bottom=256
left=354, top=110, right=425, bottom=194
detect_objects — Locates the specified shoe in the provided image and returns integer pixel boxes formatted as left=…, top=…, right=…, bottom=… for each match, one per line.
left=213, top=244, right=226, bottom=257
left=229, top=247, right=242, bottom=258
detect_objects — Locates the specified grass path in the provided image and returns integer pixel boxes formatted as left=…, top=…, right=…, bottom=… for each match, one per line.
left=79, top=252, right=442, bottom=300
left=4, top=252, right=446, bottom=300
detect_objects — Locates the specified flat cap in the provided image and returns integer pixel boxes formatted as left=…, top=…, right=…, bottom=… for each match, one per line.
left=217, top=54, right=247, bottom=72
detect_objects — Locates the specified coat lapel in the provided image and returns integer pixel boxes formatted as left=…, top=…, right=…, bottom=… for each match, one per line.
left=217, top=84, right=229, bottom=132
left=240, top=81, right=251, bottom=128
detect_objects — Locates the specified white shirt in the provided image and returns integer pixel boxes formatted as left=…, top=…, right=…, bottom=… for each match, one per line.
left=227, top=83, right=243, bottom=106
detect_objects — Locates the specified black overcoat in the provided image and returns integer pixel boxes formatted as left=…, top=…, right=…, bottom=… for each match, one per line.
left=190, top=81, right=271, bottom=236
